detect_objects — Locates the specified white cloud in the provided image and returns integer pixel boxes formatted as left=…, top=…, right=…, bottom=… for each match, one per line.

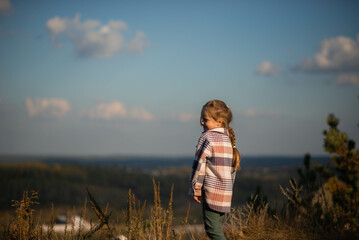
left=242, top=109, right=281, bottom=118
left=128, top=31, right=150, bottom=54
left=82, top=101, right=154, bottom=121
left=335, top=73, right=359, bottom=85
left=256, top=61, right=282, bottom=76
left=46, top=16, right=68, bottom=41
left=26, top=98, right=71, bottom=118
left=130, top=107, right=154, bottom=121
left=295, top=34, right=359, bottom=73
left=0, top=0, right=11, bottom=14
left=84, top=101, right=127, bottom=120
left=46, top=14, right=149, bottom=58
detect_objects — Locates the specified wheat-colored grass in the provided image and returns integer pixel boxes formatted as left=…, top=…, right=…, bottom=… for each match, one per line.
left=2, top=179, right=357, bottom=240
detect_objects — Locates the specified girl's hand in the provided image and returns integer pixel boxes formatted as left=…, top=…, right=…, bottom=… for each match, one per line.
left=194, top=196, right=201, bottom=203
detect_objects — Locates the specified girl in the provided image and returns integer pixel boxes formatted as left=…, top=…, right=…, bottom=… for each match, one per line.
left=189, top=100, right=240, bottom=240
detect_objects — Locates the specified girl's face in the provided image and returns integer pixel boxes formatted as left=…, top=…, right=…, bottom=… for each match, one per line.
left=201, top=111, right=222, bottom=131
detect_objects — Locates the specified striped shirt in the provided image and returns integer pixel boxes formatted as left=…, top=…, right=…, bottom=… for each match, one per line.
left=189, top=128, right=236, bottom=213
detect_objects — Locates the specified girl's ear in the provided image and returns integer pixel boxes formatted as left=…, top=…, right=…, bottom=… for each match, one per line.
left=217, top=118, right=223, bottom=126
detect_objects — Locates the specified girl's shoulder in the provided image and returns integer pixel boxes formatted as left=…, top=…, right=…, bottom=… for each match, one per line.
left=198, top=131, right=210, bottom=143
left=196, top=131, right=213, bottom=149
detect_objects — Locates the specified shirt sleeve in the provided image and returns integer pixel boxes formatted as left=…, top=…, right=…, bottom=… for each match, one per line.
left=189, top=133, right=211, bottom=196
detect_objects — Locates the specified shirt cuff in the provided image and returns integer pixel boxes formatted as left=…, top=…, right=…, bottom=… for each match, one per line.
left=193, top=188, right=202, bottom=196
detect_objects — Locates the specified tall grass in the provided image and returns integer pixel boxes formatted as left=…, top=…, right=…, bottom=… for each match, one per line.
left=5, top=190, right=40, bottom=240
left=124, top=179, right=181, bottom=239
left=2, top=177, right=358, bottom=240
left=223, top=196, right=317, bottom=240
left=1, top=179, right=182, bottom=240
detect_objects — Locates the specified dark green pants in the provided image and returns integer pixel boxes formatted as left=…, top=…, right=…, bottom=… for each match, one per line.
left=203, top=202, right=227, bottom=240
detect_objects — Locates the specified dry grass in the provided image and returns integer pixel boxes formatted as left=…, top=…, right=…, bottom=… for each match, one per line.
left=223, top=198, right=317, bottom=240
left=1, top=179, right=184, bottom=240
left=2, top=178, right=358, bottom=240
left=125, top=179, right=178, bottom=240
left=5, top=190, right=41, bottom=240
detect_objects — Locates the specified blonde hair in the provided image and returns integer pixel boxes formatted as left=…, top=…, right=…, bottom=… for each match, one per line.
left=201, top=100, right=241, bottom=171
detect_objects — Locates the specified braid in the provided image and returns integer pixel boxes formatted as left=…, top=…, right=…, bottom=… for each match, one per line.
left=228, top=127, right=241, bottom=171
left=228, top=127, right=236, bottom=147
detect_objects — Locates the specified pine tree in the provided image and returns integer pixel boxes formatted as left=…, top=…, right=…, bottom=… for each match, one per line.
left=315, top=113, right=359, bottom=231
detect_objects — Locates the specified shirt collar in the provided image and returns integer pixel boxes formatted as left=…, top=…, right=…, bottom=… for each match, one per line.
left=205, top=127, right=229, bottom=135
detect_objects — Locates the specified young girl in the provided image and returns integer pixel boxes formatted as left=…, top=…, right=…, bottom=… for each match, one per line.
left=189, top=100, right=240, bottom=240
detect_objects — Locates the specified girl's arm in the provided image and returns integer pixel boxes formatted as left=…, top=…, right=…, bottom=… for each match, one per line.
left=190, top=135, right=211, bottom=197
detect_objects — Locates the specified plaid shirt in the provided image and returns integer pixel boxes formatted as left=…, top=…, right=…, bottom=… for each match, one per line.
left=189, top=128, right=236, bottom=213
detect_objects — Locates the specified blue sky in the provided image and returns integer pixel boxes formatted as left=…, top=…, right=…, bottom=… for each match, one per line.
left=0, top=0, right=358, bottom=157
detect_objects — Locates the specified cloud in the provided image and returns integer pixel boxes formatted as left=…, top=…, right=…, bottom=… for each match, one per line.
left=26, top=98, right=71, bottom=118
left=335, top=73, right=359, bottom=85
left=46, top=14, right=149, bottom=58
left=0, top=0, right=11, bottom=14
left=46, top=16, right=68, bottom=41
left=130, top=107, right=154, bottom=121
left=295, top=34, right=359, bottom=73
left=84, top=101, right=127, bottom=120
left=128, top=31, right=150, bottom=54
left=242, top=109, right=281, bottom=118
left=82, top=101, right=154, bottom=121
left=256, top=61, right=282, bottom=76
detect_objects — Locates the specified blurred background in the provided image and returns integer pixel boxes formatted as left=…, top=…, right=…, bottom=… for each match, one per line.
left=0, top=0, right=358, bottom=226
